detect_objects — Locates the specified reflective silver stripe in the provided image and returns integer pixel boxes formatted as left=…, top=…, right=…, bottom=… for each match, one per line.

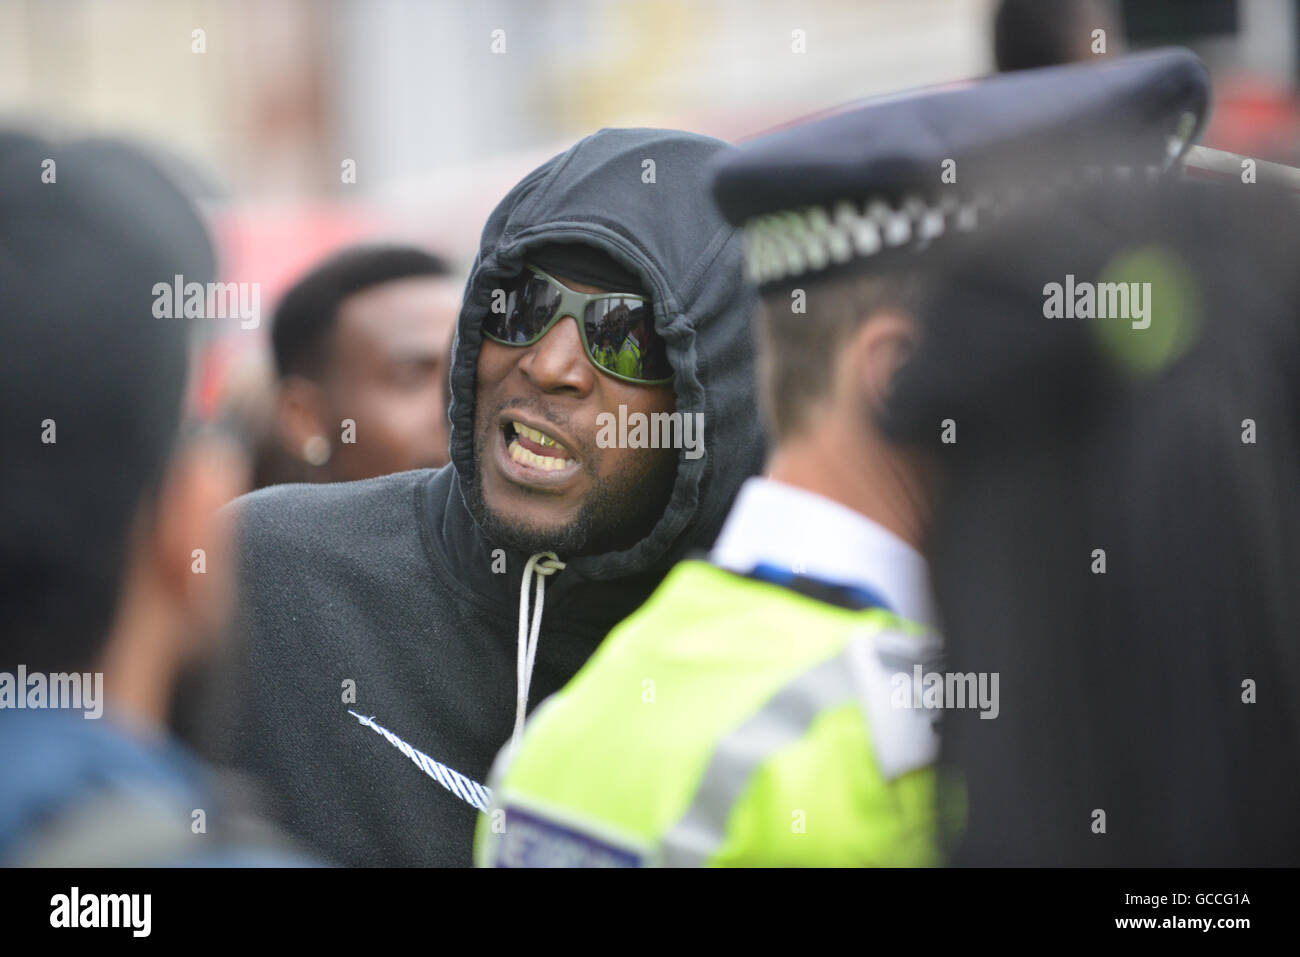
left=660, top=649, right=860, bottom=867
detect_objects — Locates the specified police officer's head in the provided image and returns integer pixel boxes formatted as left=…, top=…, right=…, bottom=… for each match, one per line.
left=747, top=266, right=936, bottom=548
left=752, top=270, right=923, bottom=446
left=710, top=49, right=1212, bottom=547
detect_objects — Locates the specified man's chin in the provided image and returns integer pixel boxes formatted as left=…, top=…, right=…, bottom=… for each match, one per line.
left=465, top=438, right=673, bottom=560
left=478, top=504, right=594, bottom=557
left=464, top=467, right=592, bottom=556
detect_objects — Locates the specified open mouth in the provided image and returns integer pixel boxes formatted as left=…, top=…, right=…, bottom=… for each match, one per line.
left=502, top=420, right=577, bottom=471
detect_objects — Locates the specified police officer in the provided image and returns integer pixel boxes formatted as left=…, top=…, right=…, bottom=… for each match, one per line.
left=476, top=48, right=1211, bottom=866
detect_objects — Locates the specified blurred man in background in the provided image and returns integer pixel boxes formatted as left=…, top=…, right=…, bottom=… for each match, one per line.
left=885, top=175, right=1300, bottom=865
left=269, top=244, right=461, bottom=483
left=0, top=130, right=308, bottom=866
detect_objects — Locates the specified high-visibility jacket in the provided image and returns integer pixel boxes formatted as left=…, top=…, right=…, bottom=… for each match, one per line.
left=613, top=337, right=642, bottom=378
left=475, top=560, right=942, bottom=867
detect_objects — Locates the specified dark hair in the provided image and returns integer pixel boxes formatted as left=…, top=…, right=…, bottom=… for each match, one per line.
left=993, top=0, right=1110, bottom=72
left=0, top=132, right=214, bottom=674
left=271, top=244, right=452, bottom=378
left=886, top=178, right=1300, bottom=864
left=757, top=268, right=925, bottom=443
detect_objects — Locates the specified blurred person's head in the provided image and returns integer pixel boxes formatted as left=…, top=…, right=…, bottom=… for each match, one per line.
left=270, top=244, right=460, bottom=483
left=884, top=177, right=1300, bottom=865
left=994, top=0, right=1124, bottom=72
left=0, top=131, right=250, bottom=731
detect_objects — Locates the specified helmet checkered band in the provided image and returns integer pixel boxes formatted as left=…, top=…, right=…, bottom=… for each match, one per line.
left=740, top=163, right=1167, bottom=286
left=741, top=193, right=990, bottom=285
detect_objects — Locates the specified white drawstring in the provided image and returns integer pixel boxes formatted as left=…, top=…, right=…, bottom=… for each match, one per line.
left=513, top=551, right=566, bottom=751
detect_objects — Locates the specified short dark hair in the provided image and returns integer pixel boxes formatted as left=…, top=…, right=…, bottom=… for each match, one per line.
left=0, top=131, right=213, bottom=674
left=757, top=270, right=925, bottom=443
left=271, top=244, right=453, bottom=379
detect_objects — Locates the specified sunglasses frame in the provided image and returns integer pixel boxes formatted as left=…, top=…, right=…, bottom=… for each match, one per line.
left=482, top=264, right=673, bottom=385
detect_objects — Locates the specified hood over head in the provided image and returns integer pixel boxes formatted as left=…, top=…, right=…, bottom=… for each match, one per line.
left=447, top=128, right=765, bottom=592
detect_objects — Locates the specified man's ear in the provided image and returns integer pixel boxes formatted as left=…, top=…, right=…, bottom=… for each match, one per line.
left=277, top=375, right=329, bottom=463
left=843, top=309, right=918, bottom=411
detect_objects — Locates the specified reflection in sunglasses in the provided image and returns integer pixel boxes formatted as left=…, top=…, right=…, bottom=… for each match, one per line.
left=484, top=268, right=672, bottom=382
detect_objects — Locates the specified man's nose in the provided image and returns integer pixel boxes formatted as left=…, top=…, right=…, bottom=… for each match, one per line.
left=516, top=314, right=595, bottom=395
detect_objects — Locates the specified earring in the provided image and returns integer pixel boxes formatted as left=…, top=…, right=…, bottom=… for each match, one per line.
left=302, top=435, right=331, bottom=467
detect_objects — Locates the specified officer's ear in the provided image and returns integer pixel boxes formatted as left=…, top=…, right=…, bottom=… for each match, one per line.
left=842, top=308, right=918, bottom=413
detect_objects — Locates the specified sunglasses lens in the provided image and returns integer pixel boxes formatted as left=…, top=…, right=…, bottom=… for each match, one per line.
left=483, top=274, right=563, bottom=344
left=585, top=298, right=671, bottom=381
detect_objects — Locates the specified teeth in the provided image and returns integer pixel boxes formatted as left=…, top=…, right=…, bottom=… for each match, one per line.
left=511, top=421, right=566, bottom=452
left=508, top=437, right=574, bottom=471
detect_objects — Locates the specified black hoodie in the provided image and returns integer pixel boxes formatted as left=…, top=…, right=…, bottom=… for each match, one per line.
left=202, top=129, right=765, bottom=866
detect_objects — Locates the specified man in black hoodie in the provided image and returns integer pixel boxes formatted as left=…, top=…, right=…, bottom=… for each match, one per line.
left=203, top=128, right=765, bottom=866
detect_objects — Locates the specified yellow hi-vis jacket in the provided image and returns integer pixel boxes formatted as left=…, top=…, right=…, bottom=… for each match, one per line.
left=475, top=560, right=943, bottom=867
left=613, top=336, right=643, bottom=378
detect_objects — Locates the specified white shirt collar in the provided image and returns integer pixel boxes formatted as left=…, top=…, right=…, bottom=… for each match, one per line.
left=710, top=477, right=938, bottom=629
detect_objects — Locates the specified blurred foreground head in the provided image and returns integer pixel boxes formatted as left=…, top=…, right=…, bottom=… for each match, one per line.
left=884, top=176, right=1300, bottom=865
left=0, top=130, right=247, bottom=725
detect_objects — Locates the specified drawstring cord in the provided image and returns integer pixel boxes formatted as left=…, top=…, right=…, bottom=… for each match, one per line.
left=514, top=551, right=566, bottom=751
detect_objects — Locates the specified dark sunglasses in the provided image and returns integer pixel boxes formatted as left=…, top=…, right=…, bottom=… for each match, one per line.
left=482, top=265, right=672, bottom=384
